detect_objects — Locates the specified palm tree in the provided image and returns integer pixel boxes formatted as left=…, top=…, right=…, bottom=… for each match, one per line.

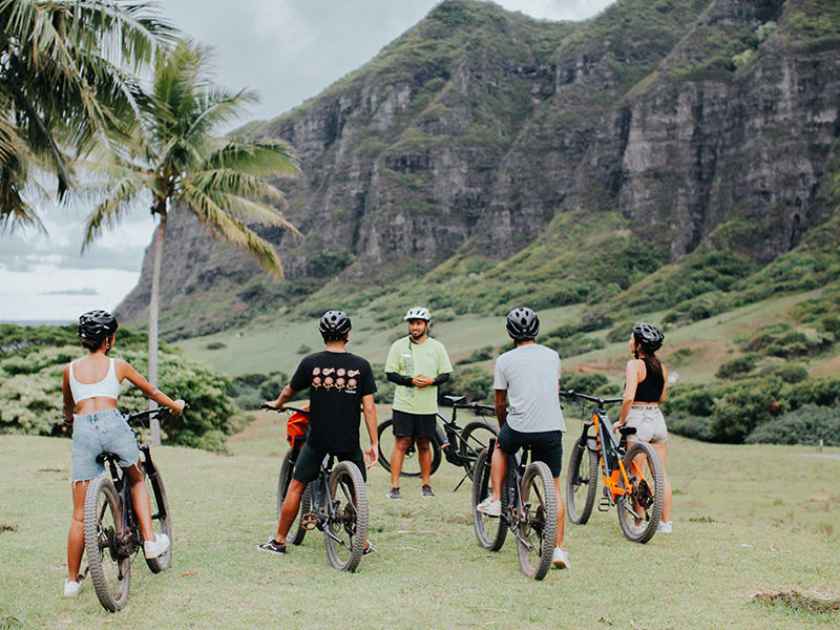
left=0, top=0, right=175, bottom=230
left=84, top=40, right=300, bottom=443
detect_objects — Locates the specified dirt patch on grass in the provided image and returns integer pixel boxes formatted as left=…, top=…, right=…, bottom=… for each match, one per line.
left=0, top=523, right=17, bottom=535
left=753, top=590, right=840, bottom=614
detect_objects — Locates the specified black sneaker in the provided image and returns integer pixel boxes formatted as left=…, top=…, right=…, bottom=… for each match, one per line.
left=421, top=485, right=435, bottom=498
left=257, top=538, right=287, bottom=555
left=386, top=488, right=400, bottom=500
left=363, top=540, right=376, bottom=556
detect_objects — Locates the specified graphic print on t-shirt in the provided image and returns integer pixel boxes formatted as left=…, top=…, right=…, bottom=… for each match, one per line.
left=289, top=351, right=377, bottom=452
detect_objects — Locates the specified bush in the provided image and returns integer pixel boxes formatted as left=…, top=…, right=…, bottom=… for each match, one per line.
left=746, top=405, right=840, bottom=446
left=716, top=355, right=757, bottom=379
left=461, top=346, right=495, bottom=364
left=544, top=334, right=606, bottom=359
left=205, top=341, right=227, bottom=350
left=297, top=344, right=312, bottom=355
left=560, top=372, right=608, bottom=395
left=761, top=363, right=809, bottom=384
left=441, top=366, right=493, bottom=403
left=668, top=415, right=717, bottom=442
left=0, top=325, right=246, bottom=452
left=741, top=324, right=834, bottom=358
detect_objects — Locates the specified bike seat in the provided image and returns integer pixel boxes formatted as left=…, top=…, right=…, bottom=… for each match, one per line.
left=619, top=427, right=637, bottom=437
left=443, top=395, right=466, bottom=405
left=95, top=452, right=116, bottom=465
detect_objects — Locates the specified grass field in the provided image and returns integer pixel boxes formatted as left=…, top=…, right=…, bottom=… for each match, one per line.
left=2, top=409, right=839, bottom=629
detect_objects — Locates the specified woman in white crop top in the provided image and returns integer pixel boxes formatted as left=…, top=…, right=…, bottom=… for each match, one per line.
left=60, top=310, right=185, bottom=599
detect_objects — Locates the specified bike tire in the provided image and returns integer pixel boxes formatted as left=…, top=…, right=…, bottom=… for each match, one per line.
left=276, top=449, right=311, bottom=546
left=376, top=418, right=442, bottom=478
left=144, top=469, right=172, bottom=573
left=471, top=447, right=507, bottom=551
left=459, top=420, right=498, bottom=479
left=325, top=461, right=368, bottom=572
left=617, top=441, right=664, bottom=544
left=84, top=476, right=131, bottom=612
left=517, top=461, right=557, bottom=581
left=565, top=438, right=598, bottom=525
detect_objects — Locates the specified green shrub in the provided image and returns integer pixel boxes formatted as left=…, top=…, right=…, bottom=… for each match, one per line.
left=663, top=384, right=716, bottom=417
left=746, top=405, right=840, bottom=446
left=544, top=334, right=606, bottom=359
left=716, top=355, right=757, bottom=379
left=0, top=325, right=246, bottom=452
left=668, top=415, right=716, bottom=442
left=560, top=372, right=609, bottom=395
left=761, top=363, right=809, bottom=384
left=296, top=344, right=312, bottom=355
left=669, top=348, right=694, bottom=367
left=461, top=346, right=495, bottom=365
left=441, top=366, right=493, bottom=403
left=205, top=341, right=226, bottom=350
left=741, top=325, right=833, bottom=358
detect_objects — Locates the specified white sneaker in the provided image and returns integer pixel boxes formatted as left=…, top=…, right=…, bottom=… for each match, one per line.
left=552, top=547, right=570, bottom=570
left=63, top=578, right=83, bottom=598
left=657, top=521, right=672, bottom=534
left=476, top=497, right=501, bottom=517
left=144, top=533, right=171, bottom=559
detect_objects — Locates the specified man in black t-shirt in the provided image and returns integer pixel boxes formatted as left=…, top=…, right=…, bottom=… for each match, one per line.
left=258, top=310, right=378, bottom=556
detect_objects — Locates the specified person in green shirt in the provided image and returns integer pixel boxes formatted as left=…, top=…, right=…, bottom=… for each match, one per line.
left=384, top=307, right=453, bottom=498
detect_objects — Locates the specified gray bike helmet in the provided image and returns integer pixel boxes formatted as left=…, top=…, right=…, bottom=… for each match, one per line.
left=404, top=306, right=431, bottom=322
left=632, top=322, right=664, bottom=352
left=78, top=310, right=118, bottom=349
left=319, top=310, right=352, bottom=337
left=506, top=307, right=539, bottom=341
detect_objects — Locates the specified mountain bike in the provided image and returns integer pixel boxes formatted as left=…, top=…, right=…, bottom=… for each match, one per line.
left=472, top=439, right=558, bottom=580
left=561, top=391, right=664, bottom=544
left=377, top=395, right=498, bottom=490
left=271, top=406, right=369, bottom=572
left=82, top=408, right=174, bottom=612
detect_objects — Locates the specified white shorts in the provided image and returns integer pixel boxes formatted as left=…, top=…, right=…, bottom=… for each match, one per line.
left=625, top=405, right=668, bottom=444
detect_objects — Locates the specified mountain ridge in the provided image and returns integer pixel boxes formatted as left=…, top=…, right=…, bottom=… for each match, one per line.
left=116, top=0, right=840, bottom=341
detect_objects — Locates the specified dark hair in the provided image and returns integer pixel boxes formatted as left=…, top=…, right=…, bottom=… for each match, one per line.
left=78, top=310, right=118, bottom=352
left=321, top=330, right=350, bottom=343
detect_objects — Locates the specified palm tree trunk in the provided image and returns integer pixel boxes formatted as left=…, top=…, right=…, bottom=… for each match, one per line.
left=148, top=211, right=167, bottom=446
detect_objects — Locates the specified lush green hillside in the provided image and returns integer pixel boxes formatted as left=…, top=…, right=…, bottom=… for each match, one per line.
left=2, top=416, right=838, bottom=628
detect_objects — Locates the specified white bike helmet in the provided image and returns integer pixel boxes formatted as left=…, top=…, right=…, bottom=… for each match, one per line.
left=404, top=307, right=431, bottom=322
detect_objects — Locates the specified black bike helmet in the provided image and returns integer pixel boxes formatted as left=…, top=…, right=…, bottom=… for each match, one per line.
left=78, top=310, right=118, bottom=350
left=632, top=322, right=664, bottom=353
left=506, top=307, right=539, bottom=341
left=319, top=310, right=352, bottom=338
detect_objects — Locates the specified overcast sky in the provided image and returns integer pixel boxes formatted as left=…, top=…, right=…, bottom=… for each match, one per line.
left=0, top=0, right=614, bottom=322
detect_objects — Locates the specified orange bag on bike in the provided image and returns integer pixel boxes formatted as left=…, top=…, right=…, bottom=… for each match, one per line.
left=286, top=411, right=309, bottom=447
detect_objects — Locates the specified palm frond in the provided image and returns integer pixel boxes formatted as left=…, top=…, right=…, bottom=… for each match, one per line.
left=185, top=168, right=287, bottom=204
left=82, top=176, right=142, bottom=249
left=181, top=183, right=284, bottom=277
left=204, top=140, right=299, bottom=178
left=209, top=193, right=300, bottom=233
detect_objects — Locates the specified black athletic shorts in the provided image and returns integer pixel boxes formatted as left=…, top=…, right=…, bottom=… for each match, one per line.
left=497, top=424, right=563, bottom=478
left=392, top=410, right=437, bottom=439
left=292, top=442, right=367, bottom=484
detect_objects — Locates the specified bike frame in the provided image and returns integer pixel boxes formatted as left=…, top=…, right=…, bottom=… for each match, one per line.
left=437, top=401, right=496, bottom=467
left=577, top=405, right=638, bottom=504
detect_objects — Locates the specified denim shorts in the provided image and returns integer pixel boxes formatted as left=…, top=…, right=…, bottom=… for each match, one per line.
left=625, top=405, right=668, bottom=444
left=71, top=409, right=140, bottom=482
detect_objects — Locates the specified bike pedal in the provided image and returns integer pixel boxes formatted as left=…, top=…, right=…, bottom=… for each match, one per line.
left=597, top=497, right=611, bottom=512
left=301, top=512, right=318, bottom=530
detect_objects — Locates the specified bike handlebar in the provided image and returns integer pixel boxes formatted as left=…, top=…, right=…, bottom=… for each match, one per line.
left=125, top=406, right=183, bottom=426
left=559, top=390, right=623, bottom=406
left=261, top=404, right=310, bottom=415
left=454, top=401, right=495, bottom=414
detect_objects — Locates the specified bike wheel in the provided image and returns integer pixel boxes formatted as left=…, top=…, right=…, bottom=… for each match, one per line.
left=459, top=420, right=498, bottom=478
left=616, top=441, right=664, bottom=544
left=517, top=461, right=557, bottom=581
left=276, top=449, right=311, bottom=546
left=144, top=468, right=172, bottom=573
left=565, top=439, right=598, bottom=525
left=325, top=462, right=368, bottom=572
left=84, top=476, right=131, bottom=612
left=377, top=419, right=442, bottom=478
left=471, top=447, right=507, bottom=551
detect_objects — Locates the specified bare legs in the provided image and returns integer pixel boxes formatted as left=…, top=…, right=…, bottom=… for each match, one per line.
left=390, top=436, right=433, bottom=488
left=651, top=441, right=672, bottom=522
left=274, top=479, right=306, bottom=544
left=125, top=463, right=154, bottom=542
left=67, top=481, right=90, bottom=582
left=553, top=476, right=565, bottom=548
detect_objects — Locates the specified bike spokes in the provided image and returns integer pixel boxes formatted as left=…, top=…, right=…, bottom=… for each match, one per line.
left=616, top=442, right=664, bottom=544
left=517, top=462, right=557, bottom=580
left=325, top=462, right=368, bottom=572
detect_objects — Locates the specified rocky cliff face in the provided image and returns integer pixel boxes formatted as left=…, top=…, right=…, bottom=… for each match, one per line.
left=117, top=0, right=840, bottom=338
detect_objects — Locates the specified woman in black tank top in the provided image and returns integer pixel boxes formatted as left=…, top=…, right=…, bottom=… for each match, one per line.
left=613, top=323, right=673, bottom=533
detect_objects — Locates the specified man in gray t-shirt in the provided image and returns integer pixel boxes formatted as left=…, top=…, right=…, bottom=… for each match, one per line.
left=476, top=307, right=570, bottom=569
